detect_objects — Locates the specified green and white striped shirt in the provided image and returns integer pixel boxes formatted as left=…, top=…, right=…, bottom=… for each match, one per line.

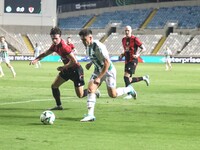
left=86, top=40, right=113, bottom=72
left=0, top=41, right=8, bottom=58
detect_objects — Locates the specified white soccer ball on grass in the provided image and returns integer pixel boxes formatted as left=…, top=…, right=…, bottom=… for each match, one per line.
left=40, top=110, right=55, bottom=125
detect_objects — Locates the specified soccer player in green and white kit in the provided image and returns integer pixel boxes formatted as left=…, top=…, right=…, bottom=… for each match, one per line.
left=0, top=36, right=16, bottom=77
left=79, top=29, right=137, bottom=122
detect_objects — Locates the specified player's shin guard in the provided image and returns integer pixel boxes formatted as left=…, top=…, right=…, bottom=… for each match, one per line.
left=87, top=93, right=96, bottom=116
left=124, top=76, right=131, bottom=87
left=52, top=88, right=61, bottom=106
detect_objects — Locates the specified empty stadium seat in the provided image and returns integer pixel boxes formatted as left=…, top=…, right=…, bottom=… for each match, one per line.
left=179, top=35, right=200, bottom=56
left=147, top=6, right=200, bottom=29
left=158, top=33, right=191, bottom=55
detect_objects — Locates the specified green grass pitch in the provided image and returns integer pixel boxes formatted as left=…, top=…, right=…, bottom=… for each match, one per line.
left=0, top=61, right=200, bottom=150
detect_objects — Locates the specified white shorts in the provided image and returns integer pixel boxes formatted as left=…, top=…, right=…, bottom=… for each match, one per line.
left=165, top=58, right=171, bottom=63
left=0, top=57, right=10, bottom=64
left=90, top=67, right=117, bottom=88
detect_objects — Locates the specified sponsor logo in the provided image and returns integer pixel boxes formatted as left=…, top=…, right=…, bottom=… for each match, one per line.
left=171, top=57, right=200, bottom=64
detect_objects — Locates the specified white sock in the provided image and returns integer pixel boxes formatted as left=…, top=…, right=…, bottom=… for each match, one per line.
left=116, top=86, right=130, bottom=97
left=10, top=67, right=16, bottom=75
left=87, top=93, right=96, bottom=116
left=35, top=63, right=39, bottom=68
left=166, top=64, right=168, bottom=70
left=0, top=66, right=4, bottom=75
left=38, top=61, right=41, bottom=67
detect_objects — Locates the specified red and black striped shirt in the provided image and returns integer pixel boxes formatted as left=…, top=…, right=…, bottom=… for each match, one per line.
left=122, top=35, right=142, bottom=64
left=49, top=39, right=80, bottom=68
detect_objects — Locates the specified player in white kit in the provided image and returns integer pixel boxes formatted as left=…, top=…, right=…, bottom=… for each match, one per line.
left=164, top=47, right=172, bottom=71
left=34, top=43, right=42, bottom=68
left=0, top=36, right=16, bottom=77
left=79, top=29, right=137, bottom=122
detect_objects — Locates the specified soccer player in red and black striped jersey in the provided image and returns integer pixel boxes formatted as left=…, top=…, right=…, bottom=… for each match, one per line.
left=119, top=25, right=150, bottom=99
left=30, top=27, right=89, bottom=110
left=66, top=37, right=77, bottom=54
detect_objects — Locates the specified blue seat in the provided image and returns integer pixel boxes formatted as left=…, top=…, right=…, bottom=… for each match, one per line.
left=147, top=6, right=200, bottom=29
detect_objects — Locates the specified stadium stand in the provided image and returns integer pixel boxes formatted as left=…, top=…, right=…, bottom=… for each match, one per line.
left=1, top=0, right=200, bottom=57
left=27, top=32, right=106, bottom=55
left=26, top=32, right=200, bottom=57
left=179, top=35, right=200, bottom=56
left=58, top=8, right=152, bottom=30
left=157, top=33, right=191, bottom=55
left=147, top=6, right=200, bottom=29
left=27, top=34, right=52, bottom=53
left=55, top=2, right=200, bottom=57
left=58, top=15, right=94, bottom=29
left=137, top=34, right=163, bottom=55
left=27, top=3, right=200, bottom=57
left=103, top=33, right=124, bottom=55
left=0, top=27, right=30, bottom=55
left=10, top=33, right=31, bottom=55
left=103, top=33, right=162, bottom=55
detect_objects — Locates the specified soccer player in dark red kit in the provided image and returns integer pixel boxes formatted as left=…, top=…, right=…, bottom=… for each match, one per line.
left=66, top=37, right=76, bottom=53
left=119, top=25, right=150, bottom=99
left=30, top=27, right=99, bottom=110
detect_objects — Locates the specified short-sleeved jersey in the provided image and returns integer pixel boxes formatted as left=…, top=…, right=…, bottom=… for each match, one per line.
left=164, top=48, right=172, bottom=61
left=86, top=40, right=114, bottom=72
left=34, top=46, right=41, bottom=57
left=49, top=39, right=80, bottom=67
left=122, top=35, right=142, bottom=64
left=0, top=41, right=9, bottom=58
left=164, top=49, right=172, bottom=58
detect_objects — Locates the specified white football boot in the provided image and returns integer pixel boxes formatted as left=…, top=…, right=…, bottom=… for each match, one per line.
left=80, top=114, right=96, bottom=122
left=143, top=75, right=150, bottom=86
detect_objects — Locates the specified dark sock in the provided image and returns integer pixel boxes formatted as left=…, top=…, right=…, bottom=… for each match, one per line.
left=83, top=89, right=88, bottom=97
left=52, top=88, right=61, bottom=106
left=124, top=76, right=131, bottom=87
left=131, top=77, right=143, bottom=83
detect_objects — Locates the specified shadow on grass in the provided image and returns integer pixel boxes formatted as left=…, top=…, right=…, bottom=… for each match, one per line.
left=28, top=123, right=48, bottom=126
left=58, top=117, right=80, bottom=122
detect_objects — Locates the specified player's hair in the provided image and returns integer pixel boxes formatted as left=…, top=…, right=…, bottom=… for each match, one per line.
left=67, top=37, right=71, bottom=41
left=79, top=29, right=92, bottom=37
left=0, top=36, right=5, bottom=39
left=50, top=27, right=62, bottom=36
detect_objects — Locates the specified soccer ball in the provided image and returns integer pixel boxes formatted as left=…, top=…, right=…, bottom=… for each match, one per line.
left=40, top=110, right=55, bottom=125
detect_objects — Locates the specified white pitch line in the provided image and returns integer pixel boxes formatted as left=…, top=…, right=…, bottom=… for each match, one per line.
left=0, top=97, right=75, bottom=106
left=0, top=94, right=118, bottom=106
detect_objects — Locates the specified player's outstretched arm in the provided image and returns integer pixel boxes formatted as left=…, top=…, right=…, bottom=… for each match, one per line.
left=30, top=49, right=53, bottom=65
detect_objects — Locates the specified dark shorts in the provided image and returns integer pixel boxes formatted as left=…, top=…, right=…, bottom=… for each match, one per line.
left=124, top=60, right=138, bottom=75
left=59, top=65, right=85, bottom=87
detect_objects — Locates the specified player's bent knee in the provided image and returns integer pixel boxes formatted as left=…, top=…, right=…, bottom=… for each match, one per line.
left=51, top=84, right=58, bottom=89
left=87, top=88, right=96, bottom=94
